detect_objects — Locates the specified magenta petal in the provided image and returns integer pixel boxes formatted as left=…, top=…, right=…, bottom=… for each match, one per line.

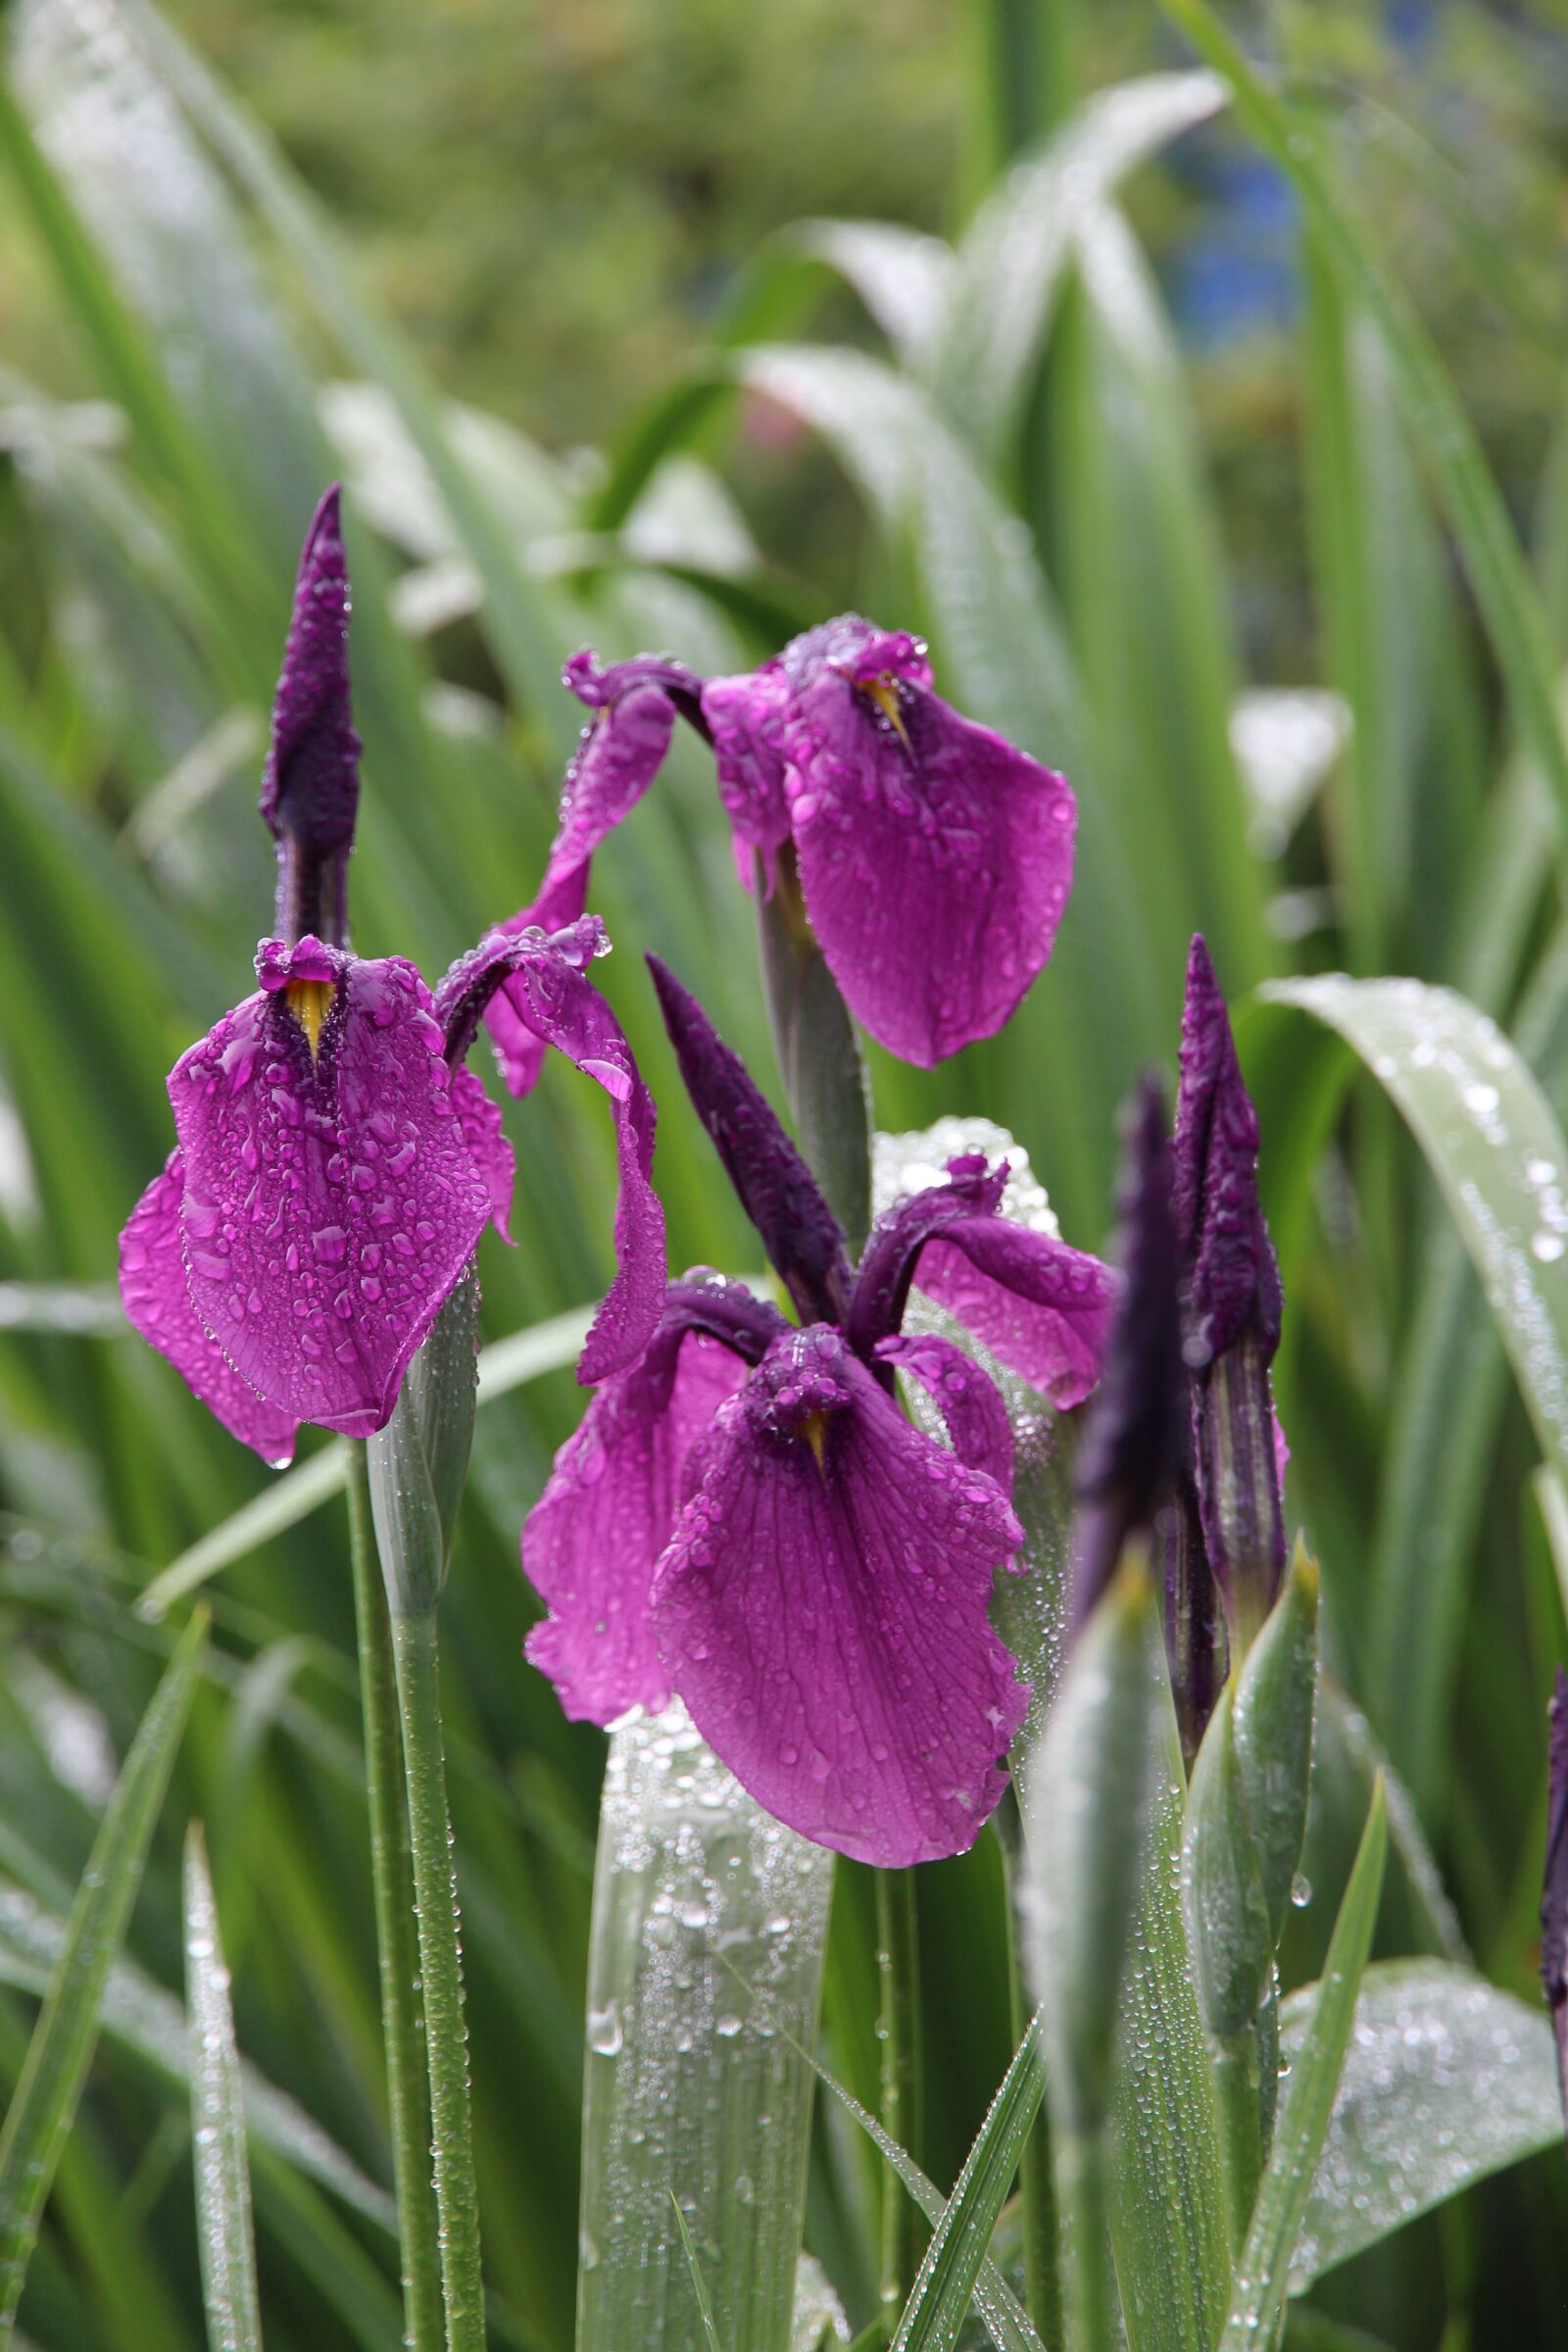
left=784, top=669, right=1075, bottom=1066
left=170, top=947, right=491, bottom=1438
left=120, top=1154, right=299, bottom=1464
left=875, top=1332, right=1015, bottom=1507
left=701, top=665, right=794, bottom=885
left=449, top=1065, right=515, bottom=1244
left=917, top=1219, right=1118, bottom=1409
left=523, top=1321, right=748, bottom=1724
left=653, top=1326, right=1028, bottom=1867
left=491, top=935, right=665, bottom=1385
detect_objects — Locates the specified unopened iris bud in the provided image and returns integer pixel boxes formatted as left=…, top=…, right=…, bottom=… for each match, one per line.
left=1072, top=1074, right=1183, bottom=1628
left=261, top=484, right=362, bottom=949
left=1175, top=935, right=1286, bottom=1659
left=1543, top=1666, right=1568, bottom=2138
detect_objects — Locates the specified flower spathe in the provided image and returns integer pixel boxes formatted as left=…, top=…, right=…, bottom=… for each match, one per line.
left=493, top=616, right=1076, bottom=1079
left=521, top=960, right=1116, bottom=1867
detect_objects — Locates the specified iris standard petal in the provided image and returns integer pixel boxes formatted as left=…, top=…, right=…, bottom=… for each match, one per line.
left=652, top=1324, right=1027, bottom=1868
left=700, top=663, right=794, bottom=885
left=119, top=1152, right=300, bottom=1465
left=170, top=942, right=491, bottom=1438
left=448, top=1065, right=515, bottom=1245
left=916, top=1217, right=1118, bottom=1409
left=523, top=1303, right=759, bottom=1723
left=466, top=923, right=665, bottom=1384
left=783, top=652, right=1075, bottom=1067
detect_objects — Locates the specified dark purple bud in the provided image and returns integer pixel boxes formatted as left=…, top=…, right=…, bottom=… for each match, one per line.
left=1073, top=1076, right=1184, bottom=1627
left=647, top=956, right=852, bottom=1327
left=1176, top=936, right=1287, bottom=1651
left=1544, top=1667, right=1568, bottom=2137
left=261, top=487, right=363, bottom=949
left=1174, top=934, right=1282, bottom=1364
left=1161, top=1467, right=1226, bottom=1771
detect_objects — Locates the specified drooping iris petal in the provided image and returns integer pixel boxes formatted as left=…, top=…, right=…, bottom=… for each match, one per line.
left=700, top=663, right=794, bottom=886
left=652, top=1324, right=1028, bottom=1868
left=848, top=1152, right=1114, bottom=1409
left=874, top=1331, right=1015, bottom=1506
left=781, top=627, right=1075, bottom=1067
left=647, top=954, right=850, bottom=1324
left=916, top=1219, right=1117, bottom=1409
left=482, top=653, right=690, bottom=1084
left=119, top=1153, right=300, bottom=1465
left=523, top=1276, right=781, bottom=1722
left=170, top=940, right=491, bottom=1439
left=448, top=1065, right=514, bottom=1245
left=442, top=921, right=665, bottom=1384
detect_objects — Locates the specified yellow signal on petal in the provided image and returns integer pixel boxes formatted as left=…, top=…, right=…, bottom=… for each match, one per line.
left=285, top=979, right=335, bottom=1058
left=800, top=1411, right=830, bottom=1470
left=859, top=674, right=911, bottom=751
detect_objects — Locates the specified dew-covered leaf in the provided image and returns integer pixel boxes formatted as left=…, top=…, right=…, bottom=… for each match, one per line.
left=1284, top=1960, right=1562, bottom=2293
left=575, top=1702, right=833, bottom=2352
left=183, top=1823, right=262, bottom=2352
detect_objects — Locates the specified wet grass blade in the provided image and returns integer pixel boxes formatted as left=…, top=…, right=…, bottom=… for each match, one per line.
left=1218, top=1780, right=1388, bottom=2351
left=891, top=2014, right=1045, bottom=2352
left=182, top=1824, right=262, bottom=2352
left=1158, top=0, right=1568, bottom=846
left=0, top=1609, right=207, bottom=2338
left=670, top=2196, right=725, bottom=2352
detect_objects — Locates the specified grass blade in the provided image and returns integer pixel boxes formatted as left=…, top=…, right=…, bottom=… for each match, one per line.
left=669, top=2195, right=725, bottom=2352
left=183, top=1824, right=262, bottom=2352
left=0, top=1608, right=207, bottom=2336
left=891, top=2015, right=1045, bottom=2352
left=1218, top=1779, right=1388, bottom=2351
left=1158, top=0, right=1568, bottom=851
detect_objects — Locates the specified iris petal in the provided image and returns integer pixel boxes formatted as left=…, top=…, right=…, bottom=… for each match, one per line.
left=652, top=1325, right=1027, bottom=1867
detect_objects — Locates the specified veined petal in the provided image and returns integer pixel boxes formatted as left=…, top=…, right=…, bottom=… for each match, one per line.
left=874, top=1330, right=1015, bottom=1506
left=522, top=1284, right=769, bottom=1723
left=119, top=1153, right=299, bottom=1464
left=916, top=1217, right=1117, bottom=1409
left=171, top=942, right=491, bottom=1438
left=784, top=659, right=1075, bottom=1067
left=848, top=1152, right=1006, bottom=1355
left=653, top=1324, right=1027, bottom=1867
left=447, top=922, right=665, bottom=1384
left=701, top=663, right=794, bottom=887
left=448, top=1065, right=514, bottom=1244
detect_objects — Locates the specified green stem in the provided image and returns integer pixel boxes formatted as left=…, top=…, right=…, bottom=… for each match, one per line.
left=756, top=846, right=873, bottom=1251
left=1212, top=2034, right=1263, bottom=2257
left=346, top=1447, right=444, bottom=2352
left=874, top=1866, right=924, bottom=2316
left=998, top=1808, right=1063, bottom=2347
left=1057, top=2131, right=1113, bottom=2352
left=387, top=1604, right=487, bottom=2352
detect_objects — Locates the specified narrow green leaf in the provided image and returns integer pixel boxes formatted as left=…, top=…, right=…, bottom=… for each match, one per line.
left=892, top=2016, right=1044, bottom=2352
left=1263, top=975, right=1568, bottom=1484
left=0, top=1609, right=207, bottom=2336
left=1158, top=0, right=1568, bottom=850
left=670, top=2196, right=725, bottom=2352
left=1218, top=1780, right=1388, bottom=2350
left=1284, top=1960, right=1561, bottom=2293
left=802, top=2053, right=1045, bottom=2352
left=183, top=1825, right=262, bottom=2352
left=575, top=1705, right=833, bottom=2352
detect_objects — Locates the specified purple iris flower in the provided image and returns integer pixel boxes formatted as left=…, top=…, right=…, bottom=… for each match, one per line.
left=485, top=616, right=1075, bottom=1078
left=520, top=958, right=1116, bottom=1867
left=119, top=489, right=664, bottom=1465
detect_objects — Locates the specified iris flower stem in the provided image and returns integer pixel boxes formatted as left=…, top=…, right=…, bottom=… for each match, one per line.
left=386, top=1600, right=488, bottom=2352
left=874, top=1865, right=924, bottom=2314
left=755, top=846, right=873, bottom=1252
left=1212, top=2033, right=1263, bottom=2256
left=346, top=1447, right=444, bottom=2352
left=998, top=1809, right=1063, bottom=2347
left=1056, top=2131, right=1114, bottom=2352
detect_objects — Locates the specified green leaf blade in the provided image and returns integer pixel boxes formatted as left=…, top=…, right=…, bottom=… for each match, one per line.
left=183, top=1824, right=263, bottom=2352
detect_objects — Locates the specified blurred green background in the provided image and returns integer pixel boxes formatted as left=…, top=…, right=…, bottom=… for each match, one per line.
left=5, top=1, right=1568, bottom=2345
